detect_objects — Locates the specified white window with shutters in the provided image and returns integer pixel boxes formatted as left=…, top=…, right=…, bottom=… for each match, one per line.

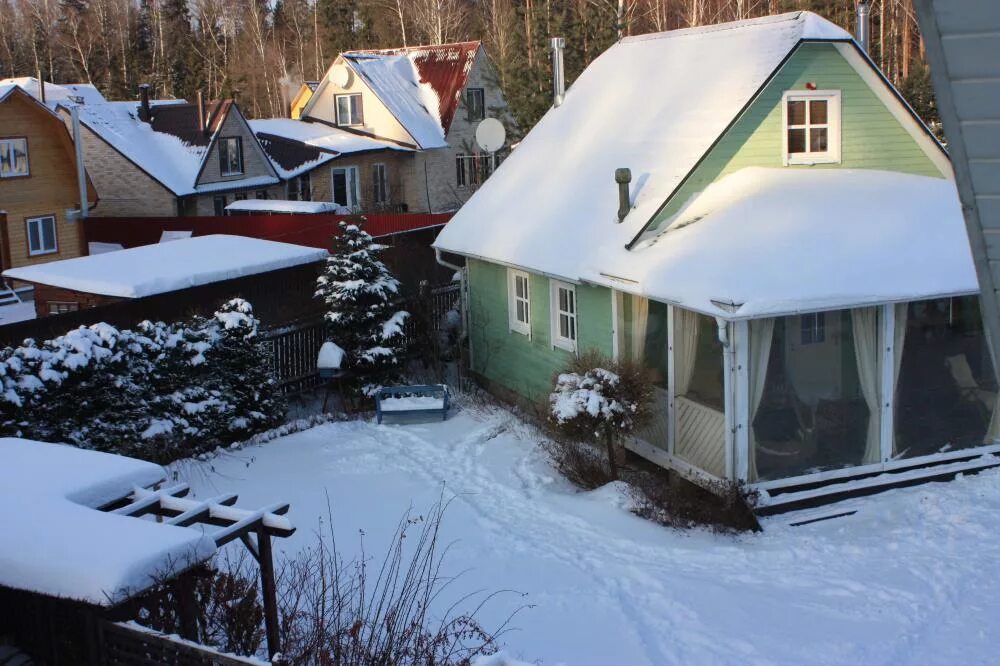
left=550, top=280, right=577, bottom=352
left=507, top=268, right=530, bottom=336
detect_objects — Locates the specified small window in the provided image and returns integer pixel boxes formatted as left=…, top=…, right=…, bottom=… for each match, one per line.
left=26, top=215, right=57, bottom=256
left=456, top=154, right=466, bottom=187
left=287, top=173, right=311, bottom=201
left=336, top=94, right=364, bottom=126
left=456, top=153, right=493, bottom=188
left=800, top=312, right=826, bottom=345
left=372, top=163, right=389, bottom=204
left=255, top=190, right=267, bottom=200
left=550, top=280, right=577, bottom=352
left=213, top=195, right=227, bottom=216
left=783, top=90, right=840, bottom=165
left=331, top=166, right=359, bottom=209
left=48, top=301, right=78, bottom=315
left=0, top=137, right=29, bottom=178
left=507, top=269, right=530, bottom=336
left=234, top=191, right=248, bottom=201
left=466, top=88, right=485, bottom=122
left=219, top=136, right=244, bottom=176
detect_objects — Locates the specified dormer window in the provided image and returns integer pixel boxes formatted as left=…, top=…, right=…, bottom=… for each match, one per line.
left=336, top=93, right=364, bottom=126
left=782, top=90, right=841, bottom=165
left=219, top=136, right=244, bottom=176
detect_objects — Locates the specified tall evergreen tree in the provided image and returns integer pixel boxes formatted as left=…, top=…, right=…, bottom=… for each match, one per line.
left=315, top=221, right=408, bottom=395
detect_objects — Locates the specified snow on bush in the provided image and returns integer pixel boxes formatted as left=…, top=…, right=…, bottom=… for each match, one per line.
left=0, top=298, right=285, bottom=462
left=315, top=221, right=408, bottom=395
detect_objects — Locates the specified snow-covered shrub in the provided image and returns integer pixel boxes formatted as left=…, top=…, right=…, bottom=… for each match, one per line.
left=548, top=353, right=652, bottom=478
left=0, top=298, right=285, bottom=462
left=315, top=221, right=409, bottom=396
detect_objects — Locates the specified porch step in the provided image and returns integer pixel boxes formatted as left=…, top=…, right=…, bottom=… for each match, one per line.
left=0, top=288, right=21, bottom=307
left=756, top=454, right=1000, bottom=515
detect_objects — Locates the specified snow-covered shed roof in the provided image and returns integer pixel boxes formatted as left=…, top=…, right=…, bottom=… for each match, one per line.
left=591, top=168, right=977, bottom=319
left=225, top=199, right=346, bottom=214
left=250, top=118, right=412, bottom=178
left=434, top=12, right=853, bottom=279
left=0, top=77, right=107, bottom=106
left=3, top=234, right=328, bottom=298
left=0, top=438, right=215, bottom=605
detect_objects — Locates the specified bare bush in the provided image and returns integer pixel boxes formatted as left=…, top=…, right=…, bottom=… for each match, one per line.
left=626, top=466, right=762, bottom=533
left=542, top=436, right=615, bottom=491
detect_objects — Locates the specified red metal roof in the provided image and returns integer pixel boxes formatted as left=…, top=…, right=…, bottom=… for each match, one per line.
left=344, top=41, right=481, bottom=135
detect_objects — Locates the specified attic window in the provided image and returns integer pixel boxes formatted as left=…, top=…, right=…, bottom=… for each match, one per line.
left=0, top=137, right=29, bottom=178
left=783, top=90, right=841, bottom=165
left=219, top=136, right=244, bottom=176
left=466, top=88, right=485, bottom=122
left=336, top=93, right=364, bottom=126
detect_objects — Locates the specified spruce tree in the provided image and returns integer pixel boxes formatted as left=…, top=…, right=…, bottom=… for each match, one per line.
left=315, top=221, right=408, bottom=395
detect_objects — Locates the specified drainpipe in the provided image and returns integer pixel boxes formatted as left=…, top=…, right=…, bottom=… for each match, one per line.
left=434, top=248, right=470, bottom=368
left=551, top=37, right=566, bottom=108
left=717, top=316, right=736, bottom=480
left=71, top=105, right=89, bottom=220
left=197, top=90, right=206, bottom=133
left=856, top=0, right=871, bottom=54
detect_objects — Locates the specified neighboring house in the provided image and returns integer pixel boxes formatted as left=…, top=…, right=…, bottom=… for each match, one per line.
left=7, top=80, right=283, bottom=217
left=251, top=117, right=414, bottom=212
left=289, top=81, right=320, bottom=119
left=434, top=12, right=993, bottom=508
left=300, top=41, right=513, bottom=213
left=0, top=84, right=97, bottom=276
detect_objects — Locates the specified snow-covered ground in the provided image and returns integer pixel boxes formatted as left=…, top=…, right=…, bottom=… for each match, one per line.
left=176, top=403, right=1000, bottom=665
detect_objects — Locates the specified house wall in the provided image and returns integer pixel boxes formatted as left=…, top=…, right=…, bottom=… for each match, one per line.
left=31, top=284, right=121, bottom=318
left=189, top=184, right=287, bottom=216
left=74, top=122, right=178, bottom=217
left=0, top=93, right=88, bottom=270
left=198, top=109, right=277, bottom=186
left=467, top=258, right=613, bottom=403
left=649, top=42, right=947, bottom=229
left=307, top=151, right=411, bottom=212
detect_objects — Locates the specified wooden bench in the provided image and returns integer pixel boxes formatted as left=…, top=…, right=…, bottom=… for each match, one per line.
left=374, top=385, right=450, bottom=424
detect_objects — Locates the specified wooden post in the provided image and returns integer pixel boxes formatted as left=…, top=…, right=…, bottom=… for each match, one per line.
left=175, top=572, right=199, bottom=642
left=257, top=526, right=281, bottom=659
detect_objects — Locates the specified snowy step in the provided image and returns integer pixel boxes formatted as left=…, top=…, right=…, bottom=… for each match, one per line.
left=0, top=287, right=21, bottom=307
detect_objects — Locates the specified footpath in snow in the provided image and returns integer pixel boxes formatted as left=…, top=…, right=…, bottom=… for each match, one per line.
left=175, top=403, right=1000, bottom=666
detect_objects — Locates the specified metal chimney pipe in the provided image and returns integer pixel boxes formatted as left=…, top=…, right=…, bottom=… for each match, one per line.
left=856, top=0, right=871, bottom=54
left=138, top=83, right=151, bottom=122
left=71, top=105, right=88, bottom=220
left=551, top=37, right=566, bottom=108
left=36, top=69, right=45, bottom=104
left=615, top=168, right=632, bottom=223
left=197, top=91, right=206, bottom=132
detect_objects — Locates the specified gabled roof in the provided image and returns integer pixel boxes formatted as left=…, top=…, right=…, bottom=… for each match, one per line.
left=150, top=100, right=233, bottom=147
left=0, top=77, right=106, bottom=106
left=250, top=118, right=413, bottom=178
left=335, top=41, right=481, bottom=149
left=436, top=12, right=919, bottom=293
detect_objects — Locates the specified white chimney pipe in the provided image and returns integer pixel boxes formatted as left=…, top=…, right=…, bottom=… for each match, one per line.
left=856, top=0, right=871, bottom=54
left=71, top=105, right=88, bottom=220
left=551, top=37, right=566, bottom=108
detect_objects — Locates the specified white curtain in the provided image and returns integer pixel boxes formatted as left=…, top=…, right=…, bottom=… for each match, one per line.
left=851, top=307, right=882, bottom=464
left=747, top=318, right=775, bottom=482
left=673, top=308, right=700, bottom=396
left=891, top=303, right=908, bottom=457
left=631, top=296, right=650, bottom=363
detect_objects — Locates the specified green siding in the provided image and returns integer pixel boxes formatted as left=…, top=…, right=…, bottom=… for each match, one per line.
left=649, top=43, right=945, bottom=229
left=468, top=259, right=613, bottom=402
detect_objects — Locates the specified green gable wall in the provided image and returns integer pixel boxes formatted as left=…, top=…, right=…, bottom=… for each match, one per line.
left=649, top=42, right=946, bottom=230
left=467, top=259, right=614, bottom=402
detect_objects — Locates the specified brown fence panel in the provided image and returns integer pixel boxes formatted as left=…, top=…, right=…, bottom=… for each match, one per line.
left=261, top=318, right=326, bottom=394
left=101, top=622, right=269, bottom=666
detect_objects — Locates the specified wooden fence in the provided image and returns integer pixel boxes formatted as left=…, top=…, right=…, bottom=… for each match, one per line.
left=100, top=622, right=271, bottom=666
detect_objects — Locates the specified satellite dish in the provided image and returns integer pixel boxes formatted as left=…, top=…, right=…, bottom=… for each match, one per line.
left=475, top=118, right=506, bottom=153
left=329, top=64, right=352, bottom=88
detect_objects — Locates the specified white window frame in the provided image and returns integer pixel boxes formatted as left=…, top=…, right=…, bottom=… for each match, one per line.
left=26, top=215, right=57, bottom=256
left=218, top=136, right=244, bottom=176
left=782, top=90, right=841, bottom=166
left=373, top=162, right=389, bottom=204
left=0, top=137, right=30, bottom=178
left=507, top=268, right=531, bottom=336
left=466, top=87, right=486, bottom=122
left=550, top=280, right=578, bottom=353
left=335, top=93, right=364, bottom=126
left=331, top=165, right=360, bottom=209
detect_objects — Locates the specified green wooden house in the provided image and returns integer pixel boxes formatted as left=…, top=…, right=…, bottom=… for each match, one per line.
left=433, top=12, right=999, bottom=509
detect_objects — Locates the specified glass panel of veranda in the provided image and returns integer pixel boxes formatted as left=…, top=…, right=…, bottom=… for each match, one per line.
left=672, top=308, right=726, bottom=478
left=617, top=293, right=669, bottom=450
left=748, top=308, right=879, bottom=482
left=893, top=296, right=1000, bottom=459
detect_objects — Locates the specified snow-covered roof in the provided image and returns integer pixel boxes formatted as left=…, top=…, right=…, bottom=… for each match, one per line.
left=3, top=234, right=328, bottom=298
left=590, top=168, right=977, bottom=319
left=0, top=77, right=107, bottom=106
left=434, top=12, right=852, bottom=279
left=225, top=199, right=347, bottom=214
left=341, top=51, right=452, bottom=149
left=0, top=438, right=215, bottom=605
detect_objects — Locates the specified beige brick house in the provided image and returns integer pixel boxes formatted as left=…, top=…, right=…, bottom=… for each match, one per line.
left=296, top=41, right=514, bottom=213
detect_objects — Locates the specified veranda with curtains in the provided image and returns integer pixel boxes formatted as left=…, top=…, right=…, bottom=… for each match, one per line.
left=622, top=295, right=1000, bottom=491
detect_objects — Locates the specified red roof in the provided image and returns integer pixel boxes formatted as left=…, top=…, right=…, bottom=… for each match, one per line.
left=344, top=41, right=481, bottom=136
